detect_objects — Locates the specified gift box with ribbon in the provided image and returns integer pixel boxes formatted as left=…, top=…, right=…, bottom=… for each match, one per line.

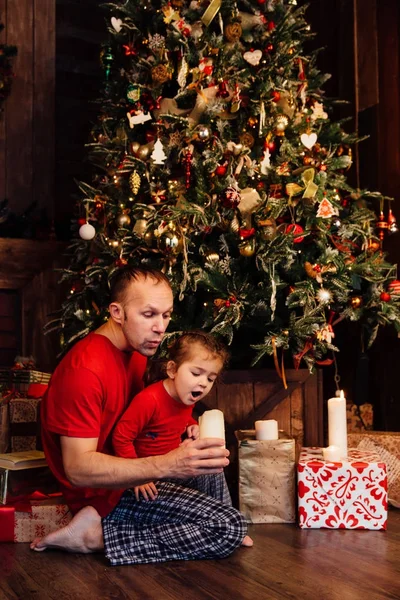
left=0, top=495, right=72, bottom=542
left=236, top=430, right=296, bottom=524
left=9, top=397, right=42, bottom=452
left=297, top=447, right=388, bottom=529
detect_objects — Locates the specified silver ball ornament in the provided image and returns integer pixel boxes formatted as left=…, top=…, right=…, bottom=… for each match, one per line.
left=79, top=223, right=96, bottom=240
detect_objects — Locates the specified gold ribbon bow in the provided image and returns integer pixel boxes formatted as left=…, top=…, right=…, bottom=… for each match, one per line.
left=285, top=168, right=318, bottom=205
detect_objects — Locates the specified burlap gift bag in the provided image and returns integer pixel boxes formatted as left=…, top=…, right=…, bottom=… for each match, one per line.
left=236, top=430, right=296, bottom=523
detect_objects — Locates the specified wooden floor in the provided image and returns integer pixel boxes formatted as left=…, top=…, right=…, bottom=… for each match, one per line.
left=1, top=509, right=399, bottom=600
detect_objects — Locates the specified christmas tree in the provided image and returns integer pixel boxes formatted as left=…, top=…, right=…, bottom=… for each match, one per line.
left=50, top=0, right=400, bottom=374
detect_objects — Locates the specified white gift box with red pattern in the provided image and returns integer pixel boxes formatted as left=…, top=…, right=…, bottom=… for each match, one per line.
left=0, top=497, right=72, bottom=542
left=297, top=448, right=388, bottom=530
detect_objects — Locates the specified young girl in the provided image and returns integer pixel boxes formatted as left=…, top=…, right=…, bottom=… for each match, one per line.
left=112, top=331, right=231, bottom=504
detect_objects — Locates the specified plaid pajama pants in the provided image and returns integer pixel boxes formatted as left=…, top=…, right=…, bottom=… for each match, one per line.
left=102, top=478, right=246, bottom=566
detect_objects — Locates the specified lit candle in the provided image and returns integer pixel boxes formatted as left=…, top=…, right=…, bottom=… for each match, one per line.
left=255, top=419, right=279, bottom=441
left=327, top=390, right=348, bottom=458
left=323, top=445, right=342, bottom=462
left=199, top=409, right=225, bottom=446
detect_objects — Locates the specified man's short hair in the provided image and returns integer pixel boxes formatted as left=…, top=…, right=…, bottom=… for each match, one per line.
left=110, top=266, right=171, bottom=304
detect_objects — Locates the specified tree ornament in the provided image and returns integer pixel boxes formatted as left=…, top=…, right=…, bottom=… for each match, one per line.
left=285, top=223, right=304, bottom=243
left=126, top=84, right=141, bottom=103
left=133, top=219, right=148, bottom=237
left=316, top=288, right=332, bottom=304
left=239, top=238, right=256, bottom=257
left=376, top=210, right=389, bottom=241
left=197, top=125, right=211, bottom=141
left=349, top=295, right=363, bottom=309
left=79, top=223, right=96, bottom=240
left=110, top=17, right=122, bottom=32
left=217, top=81, right=230, bottom=99
left=367, top=239, right=381, bottom=254
left=317, top=197, right=336, bottom=218
left=239, top=131, right=255, bottom=148
left=301, top=132, right=318, bottom=149
left=388, top=208, right=398, bottom=234
left=116, top=212, right=131, bottom=227
left=204, top=250, right=220, bottom=265
left=157, top=224, right=183, bottom=255
left=224, top=22, right=242, bottom=43
left=388, top=280, right=400, bottom=294
left=275, top=115, right=289, bottom=136
left=151, top=139, right=167, bottom=165
left=258, top=217, right=277, bottom=241
left=238, top=188, right=261, bottom=228
left=130, top=141, right=141, bottom=155
left=115, top=257, right=128, bottom=267
left=129, top=170, right=141, bottom=195
left=151, top=64, right=171, bottom=86
left=184, top=147, right=193, bottom=189
left=380, top=291, right=391, bottom=302
left=243, top=49, right=262, bottom=66
left=126, top=111, right=152, bottom=128
left=215, top=164, right=227, bottom=177
left=271, top=90, right=281, bottom=103
left=100, top=45, right=114, bottom=79
left=230, top=215, right=240, bottom=233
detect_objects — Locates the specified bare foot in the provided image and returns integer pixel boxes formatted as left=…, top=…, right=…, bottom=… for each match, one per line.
left=30, top=506, right=104, bottom=554
left=241, top=535, right=254, bottom=547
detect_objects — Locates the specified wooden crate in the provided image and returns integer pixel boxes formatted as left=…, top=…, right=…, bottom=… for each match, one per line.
left=195, top=369, right=324, bottom=505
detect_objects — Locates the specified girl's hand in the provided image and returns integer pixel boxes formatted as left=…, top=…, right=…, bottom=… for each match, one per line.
left=133, top=482, right=158, bottom=501
left=186, top=424, right=200, bottom=440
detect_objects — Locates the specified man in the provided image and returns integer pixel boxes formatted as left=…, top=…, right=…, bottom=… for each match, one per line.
left=31, top=266, right=251, bottom=565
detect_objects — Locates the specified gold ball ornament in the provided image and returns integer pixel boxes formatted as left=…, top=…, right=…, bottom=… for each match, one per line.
left=116, top=213, right=131, bottom=227
left=129, top=171, right=141, bottom=195
left=137, top=143, right=153, bottom=160
left=133, top=219, right=148, bottom=237
left=204, top=250, right=220, bottom=265
left=367, top=239, right=381, bottom=254
left=239, top=238, right=256, bottom=257
left=130, top=141, right=141, bottom=156
left=239, top=131, right=255, bottom=148
left=157, top=227, right=183, bottom=255
left=349, top=295, right=363, bottom=309
left=224, top=22, right=242, bottom=43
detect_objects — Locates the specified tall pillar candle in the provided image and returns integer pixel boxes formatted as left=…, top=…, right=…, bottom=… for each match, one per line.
left=199, top=409, right=225, bottom=446
left=327, top=390, right=348, bottom=458
left=255, top=419, right=279, bottom=441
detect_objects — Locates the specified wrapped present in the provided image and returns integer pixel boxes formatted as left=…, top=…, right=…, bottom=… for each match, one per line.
left=0, top=395, right=10, bottom=453
left=348, top=432, right=400, bottom=509
left=236, top=430, right=296, bottom=524
left=11, top=370, right=51, bottom=397
left=9, top=397, right=42, bottom=452
left=297, top=447, right=387, bottom=529
left=346, top=402, right=373, bottom=433
left=0, top=497, right=72, bottom=542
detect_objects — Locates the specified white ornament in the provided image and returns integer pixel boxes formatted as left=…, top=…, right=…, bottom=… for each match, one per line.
left=300, top=132, right=318, bottom=149
left=126, top=111, right=152, bottom=128
left=177, top=56, right=188, bottom=89
left=260, top=148, right=271, bottom=175
left=243, top=50, right=262, bottom=66
left=79, top=223, right=96, bottom=240
left=111, top=17, right=122, bottom=32
left=316, top=288, right=332, bottom=304
left=311, top=101, right=328, bottom=121
left=151, top=139, right=167, bottom=165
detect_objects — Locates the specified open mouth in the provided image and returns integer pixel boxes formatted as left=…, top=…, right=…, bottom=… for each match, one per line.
left=191, top=391, right=202, bottom=399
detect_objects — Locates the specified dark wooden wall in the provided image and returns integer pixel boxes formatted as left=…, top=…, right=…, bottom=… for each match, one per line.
left=0, top=0, right=55, bottom=218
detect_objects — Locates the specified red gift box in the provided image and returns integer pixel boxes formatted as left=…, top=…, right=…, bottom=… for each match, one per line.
left=0, top=496, right=72, bottom=542
left=297, top=448, right=388, bottom=530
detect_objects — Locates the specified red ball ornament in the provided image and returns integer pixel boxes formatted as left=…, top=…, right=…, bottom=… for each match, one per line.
left=225, top=300, right=231, bottom=307
left=271, top=90, right=281, bottom=102
left=257, top=0, right=266, bottom=4
left=388, top=280, right=400, bottom=294
left=285, top=223, right=305, bottom=243
left=78, top=217, right=86, bottom=226
left=215, top=164, right=227, bottom=177
left=380, top=292, right=391, bottom=302
left=268, top=21, right=276, bottom=31
left=265, top=43, right=274, bottom=53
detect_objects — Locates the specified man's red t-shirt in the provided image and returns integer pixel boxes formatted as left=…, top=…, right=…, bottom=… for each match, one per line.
left=41, top=332, right=147, bottom=517
left=112, top=380, right=197, bottom=459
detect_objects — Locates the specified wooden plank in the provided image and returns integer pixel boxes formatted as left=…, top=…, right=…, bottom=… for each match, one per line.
left=0, top=239, right=66, bottom=289
left=33, top=0, right=55, bottom=215
left=241, top=382, right=299, bottom=430
left=265, top=394, right=291, bottom=435
left=220, top=369, right=309, bottom=384
left=303, top=371, right=324, bottom=447
left=290, top=385, right=304, bottom=447
left=6, top=0, right=33, bottom=214
left=354, top=0, right=378, bottom=112
left=0, top=0, right=7, bottom=202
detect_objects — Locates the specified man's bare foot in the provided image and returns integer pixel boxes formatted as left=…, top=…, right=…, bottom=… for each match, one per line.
left=241, top=535, right=254, bottom=547
left=30, top=506, right=104, bottom=554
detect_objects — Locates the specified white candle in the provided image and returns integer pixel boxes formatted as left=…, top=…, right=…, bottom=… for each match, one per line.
left=255, top=419, right=279, bottom=441
left=199, top=409, right=225, bottom=446
left=323, top=445, right=342, bottom=462
left=327, top=390, right=348, bottom=458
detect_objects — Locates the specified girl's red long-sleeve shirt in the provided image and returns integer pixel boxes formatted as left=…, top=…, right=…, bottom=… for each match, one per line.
left=113, top=380, right=197, bottom=459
